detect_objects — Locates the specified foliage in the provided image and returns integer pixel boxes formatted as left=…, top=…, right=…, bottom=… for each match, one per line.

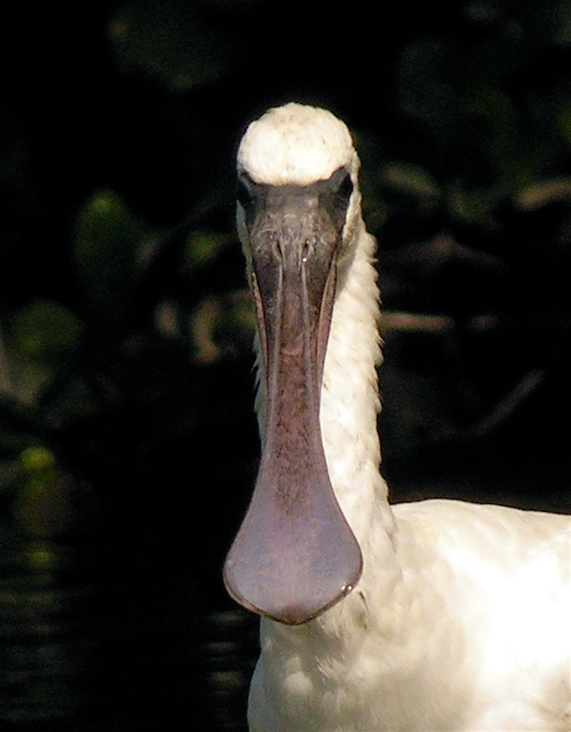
left=0, top=0, right=570, bottom=518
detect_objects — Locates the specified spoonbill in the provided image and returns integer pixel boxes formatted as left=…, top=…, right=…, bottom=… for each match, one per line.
left=223, top=102, right=571, bottom=731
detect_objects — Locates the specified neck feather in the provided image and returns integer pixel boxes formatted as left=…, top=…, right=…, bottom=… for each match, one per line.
left=321, top=221, right=392, bottom=545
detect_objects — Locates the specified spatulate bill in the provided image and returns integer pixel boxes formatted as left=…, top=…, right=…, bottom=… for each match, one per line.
left=224, top=169, right=362, bottom=624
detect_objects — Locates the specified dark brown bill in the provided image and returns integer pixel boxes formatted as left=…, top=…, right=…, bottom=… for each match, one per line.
left=224, top=170, right=362, bottom=624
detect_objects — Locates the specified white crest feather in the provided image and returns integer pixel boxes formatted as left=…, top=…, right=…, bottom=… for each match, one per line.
left=237, top=102, right=359, bottom=186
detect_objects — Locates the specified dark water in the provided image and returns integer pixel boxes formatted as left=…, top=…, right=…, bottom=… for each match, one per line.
left=0, top=515, right=258, bottom=732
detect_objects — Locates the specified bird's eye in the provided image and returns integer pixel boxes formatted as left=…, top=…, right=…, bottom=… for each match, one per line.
left=323, top=168, right=354, bottom=233
left=326, top=167, right=353, bottom=204
left=336, top=171, right=353, bottom=204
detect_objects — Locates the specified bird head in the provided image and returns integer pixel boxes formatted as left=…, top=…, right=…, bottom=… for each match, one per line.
left=224, top=103, right=363, bottom=625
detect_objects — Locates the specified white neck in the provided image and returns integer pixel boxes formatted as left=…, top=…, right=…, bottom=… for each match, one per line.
left=321, top=219, right=395, bottom=547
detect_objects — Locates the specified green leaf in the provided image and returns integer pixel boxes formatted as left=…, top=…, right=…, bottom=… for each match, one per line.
left=382, top=163, right=440, bottom=201
left=13, top=447, right=76, bottom=538
left=108, top=0, right=233, bottom=90
left=190, top=289, right=254, bottom=364
left=447, top=185, right=499, bottom=229
left=10, top=299, right=84, bottom=364
left=463, top=84, right=518, bottom=165
left=7, top=299, right=84, bottom=405
left=74, top=189, right=145, bottom=326
left=185, top=230, right=233, bottom=272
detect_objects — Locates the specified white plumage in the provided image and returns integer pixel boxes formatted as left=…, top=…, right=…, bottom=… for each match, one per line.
left=225, top=102, right=571, bottom=731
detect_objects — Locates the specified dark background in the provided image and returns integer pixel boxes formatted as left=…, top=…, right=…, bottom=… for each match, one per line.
left=0, top=1, right=570, bottom=729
